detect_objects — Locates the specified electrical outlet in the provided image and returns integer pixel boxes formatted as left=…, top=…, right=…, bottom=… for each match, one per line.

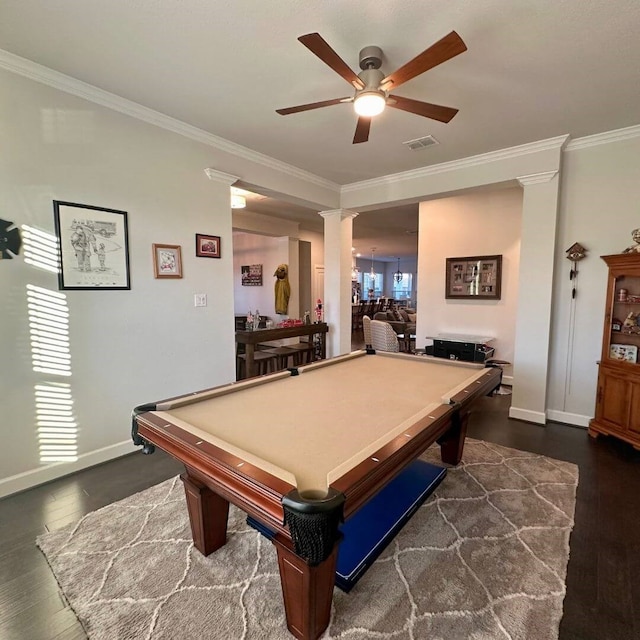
left=194, top=293, right=207, bottom=307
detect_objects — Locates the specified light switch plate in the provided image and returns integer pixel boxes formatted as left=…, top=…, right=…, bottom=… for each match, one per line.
left=194, top=293, right=207, bottom=307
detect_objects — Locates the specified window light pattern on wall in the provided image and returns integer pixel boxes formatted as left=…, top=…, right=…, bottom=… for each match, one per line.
left=27, top=285, right=77, bottom=462
left=22, top=225, right=60, bottom=273
left=27, top=285, right=71, bottom=376
left=35, top=382, right=77, bottom=463
left=23, top=222, right=78, bottom=463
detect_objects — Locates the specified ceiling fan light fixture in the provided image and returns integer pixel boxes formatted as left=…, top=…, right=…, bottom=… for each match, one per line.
left=353, top=91, right=386, bottom=117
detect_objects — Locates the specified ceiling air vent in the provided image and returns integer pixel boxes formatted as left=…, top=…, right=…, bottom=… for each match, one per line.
left=403, top=135, right=439, bottom=151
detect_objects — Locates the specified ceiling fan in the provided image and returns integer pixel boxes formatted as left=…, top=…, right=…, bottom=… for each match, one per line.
left=276, top=31, right=467, bottom=144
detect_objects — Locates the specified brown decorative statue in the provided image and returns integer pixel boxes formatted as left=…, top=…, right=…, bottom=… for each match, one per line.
left=623, top=228, right=640, bottom=254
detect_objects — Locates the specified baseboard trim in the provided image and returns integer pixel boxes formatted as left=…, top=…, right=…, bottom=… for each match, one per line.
left=0, top=440, right=134, bottom=499
left=508, top=406, right=547, bottom=425
left=546, top=409, right=591, bottom=428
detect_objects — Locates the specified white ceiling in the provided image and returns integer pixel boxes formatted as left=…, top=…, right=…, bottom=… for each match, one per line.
left=2, top=0, right=639, bottom=259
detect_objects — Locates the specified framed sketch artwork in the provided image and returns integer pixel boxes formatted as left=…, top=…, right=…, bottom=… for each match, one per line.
left=445, top=255, right=502, bottom=300
left=53, top=201, right=131, bottom=290
left=152, top=244, right=183, bottom=279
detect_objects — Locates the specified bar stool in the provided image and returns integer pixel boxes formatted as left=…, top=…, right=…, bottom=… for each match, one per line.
left=236, top=351, right=278, bottom=380
left=261, top=346, right=297, bottom=371
left=286, top=340, right=316, bottom=365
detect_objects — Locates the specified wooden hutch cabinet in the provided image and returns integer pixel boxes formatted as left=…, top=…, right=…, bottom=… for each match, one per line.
left=589, top=253, right=640, bottom=449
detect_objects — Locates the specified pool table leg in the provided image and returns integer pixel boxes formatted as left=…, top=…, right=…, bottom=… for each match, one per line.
left=181, top=473, right=229, bottom=555
left=273, top=536, right=338, bottom=640
left=438, top=410, right=469, bottom=465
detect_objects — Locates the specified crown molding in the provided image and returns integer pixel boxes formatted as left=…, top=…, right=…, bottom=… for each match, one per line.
left=318, top=209, right=359, bottom=221
left=5, top=48, right=638, bottom=198
left=204, top=168, right=239, bottom=185
left=341, top=135, right=570, bottom=194
left=565, top=123, right=640, bottom=151
left=517, top=170, right=559, bottom=186
left=0, top=48, right=339, bottom=194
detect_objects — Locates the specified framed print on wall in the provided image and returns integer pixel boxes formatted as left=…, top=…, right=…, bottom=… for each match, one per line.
left=152, top=244, right=183, bottom=278
left=195, top=233, right=221, bottom=258
left=445, top=255, right=502, bottom=300
left=241, top=264, right=263, bottom=286
left=53, top=200, right=131, bottom=290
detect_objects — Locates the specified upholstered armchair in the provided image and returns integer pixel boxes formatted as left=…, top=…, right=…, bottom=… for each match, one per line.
left=370, top=319, right=400, bottom=352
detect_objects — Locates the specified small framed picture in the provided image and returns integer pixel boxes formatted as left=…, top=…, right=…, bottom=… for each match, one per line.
left=152, top=244, right=182, bottom=278
left=610, top=343, right=638, bottom=363
left=195, top=234, right=221, bottom=258
left=241, top=264, right=263, bottom=286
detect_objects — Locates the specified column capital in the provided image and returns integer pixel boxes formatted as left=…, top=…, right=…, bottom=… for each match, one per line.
left=204, top=168, right=240, bottom=185
left=318, top=208, right=359, bottom=221
left=517, top=170, right=558, bottom=186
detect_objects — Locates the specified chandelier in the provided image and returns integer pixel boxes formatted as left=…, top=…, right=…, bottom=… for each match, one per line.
left=369, top=248, right=376, bottom=284
left=351, top=248, right=359, bottom=280
left=394, top=257, right=403, bottom=283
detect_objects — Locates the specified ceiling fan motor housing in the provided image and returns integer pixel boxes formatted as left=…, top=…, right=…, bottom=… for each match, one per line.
left=358, top=46, right=383, bottom=70
left=357, top=68, right=384, bottom=92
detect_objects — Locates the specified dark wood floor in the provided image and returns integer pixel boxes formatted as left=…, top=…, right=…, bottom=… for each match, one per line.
left=1, top=374, right=639, bottom=639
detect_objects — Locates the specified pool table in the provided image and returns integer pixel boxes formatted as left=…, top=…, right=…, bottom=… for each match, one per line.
left=132, top=350, right=501, bottom=640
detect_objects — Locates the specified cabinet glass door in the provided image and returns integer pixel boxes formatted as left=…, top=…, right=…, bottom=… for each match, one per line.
left=608, top=274, right=640, bottom=364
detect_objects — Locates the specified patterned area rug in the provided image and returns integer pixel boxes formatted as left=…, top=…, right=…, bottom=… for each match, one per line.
left=37, top=439, right=578, bottom=640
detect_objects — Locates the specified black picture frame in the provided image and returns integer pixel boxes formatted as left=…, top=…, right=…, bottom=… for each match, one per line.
left=241, top=264, right=263, bottom=286
left=53, top=201, right=131, bottom=290
left=445, top=255, right=502, bottom=300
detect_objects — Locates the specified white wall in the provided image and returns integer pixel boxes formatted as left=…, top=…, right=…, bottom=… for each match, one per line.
left=417, top=188, right=523, bottom=367
left=0, top=70, right=239, bottom=495
left=233, top=232, right=283, bottom=319
left=299, top=228, right=325, bottom=285
left=0, top=69, right=330, bottom=497
left=231, top=218, right=325, bottom=320
left=547, top=135, right=640, bottom=425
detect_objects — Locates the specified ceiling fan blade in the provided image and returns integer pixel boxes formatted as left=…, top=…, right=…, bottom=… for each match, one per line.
left=387, top=95, right=459, bottom=123
left=380, top=31, right=467, bottom=91
left=298, top=33, right=365, bottom=90
left=276, top=97, right=352, bottom=115
left=353, top=117, right=371, bottom=144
